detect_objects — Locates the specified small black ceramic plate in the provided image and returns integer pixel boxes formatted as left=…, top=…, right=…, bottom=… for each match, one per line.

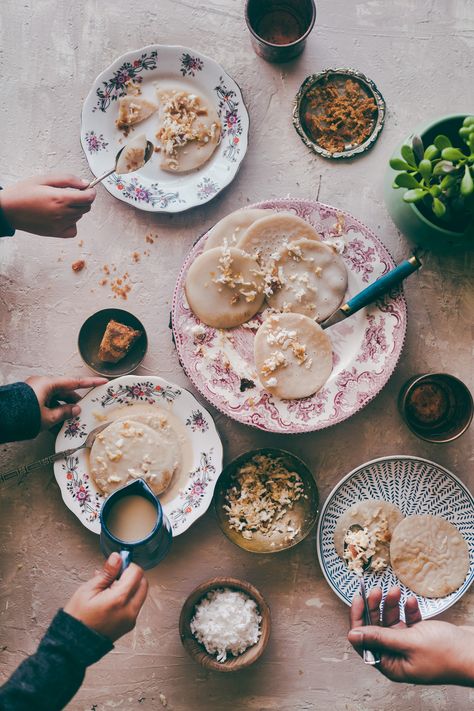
left=78, top=308, right=148, bottom=378
left=293, top=68, right=386, bottom=159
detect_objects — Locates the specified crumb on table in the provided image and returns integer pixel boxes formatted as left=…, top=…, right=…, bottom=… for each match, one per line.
left=71, top=259, right=85, bottom=272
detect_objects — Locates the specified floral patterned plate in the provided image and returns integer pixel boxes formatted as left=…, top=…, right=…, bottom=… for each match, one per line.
left=316, top=456, right=474, bottom=619
left=81, top=45, right=249, bottom=212
left=53, top=376, right=223, bottom=536
left=171, top=199, right=407, bottom=434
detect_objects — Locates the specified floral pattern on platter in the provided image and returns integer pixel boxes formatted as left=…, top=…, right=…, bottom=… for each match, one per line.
left=94, top=50, right=158, bottom=112
left=107, top=174, right=183, bottom=209
left=84, top=130, right=108, bottom=153
left=317, top=456, right=474, bottom=620
left=180, top=52, right=204, bottom=77
left=171, top=198, right=407, bottom=434
left=196, top=177, right=219, bottom=201
left=215, top=76, right=243, bottom=162
left=54, top=376, right=223, bottom=536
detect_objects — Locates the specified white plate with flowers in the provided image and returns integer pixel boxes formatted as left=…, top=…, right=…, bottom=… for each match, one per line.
left=53, top=376, right=223, bottom=536
left=81, top=44, right=249, bottom=212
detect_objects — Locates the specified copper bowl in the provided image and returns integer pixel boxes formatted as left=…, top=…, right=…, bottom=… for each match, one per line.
left=179, top=577, right=271, bottom=672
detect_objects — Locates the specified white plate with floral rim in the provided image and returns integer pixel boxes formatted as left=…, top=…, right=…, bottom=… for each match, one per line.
left=316, top=456, right=474, bottom=619
left=81, top=44, right=249, bottom=212
left=53, top=376, right=223, bottom=536
left=171, top=198, right=407, bottom=434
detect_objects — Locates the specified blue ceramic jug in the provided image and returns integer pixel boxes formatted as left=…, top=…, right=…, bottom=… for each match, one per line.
left=100, top=479, right=172, bottom=571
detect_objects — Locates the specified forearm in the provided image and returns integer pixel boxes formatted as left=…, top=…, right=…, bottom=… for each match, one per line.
left=0, top=186, right=15, bottom=236
left=0, top=382, right=41, bottom=443
left=0, top=610, right=113, bottom=711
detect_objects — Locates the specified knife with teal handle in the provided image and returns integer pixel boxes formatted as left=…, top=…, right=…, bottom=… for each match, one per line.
left=321, top=254, right=421, bottom=329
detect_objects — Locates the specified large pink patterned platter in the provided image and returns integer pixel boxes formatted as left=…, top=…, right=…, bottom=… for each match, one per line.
left=172, top=199, right=407, bottom=434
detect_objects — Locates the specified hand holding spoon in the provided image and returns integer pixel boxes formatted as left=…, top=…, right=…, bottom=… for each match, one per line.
left=87, top=137, right=154, bottom=189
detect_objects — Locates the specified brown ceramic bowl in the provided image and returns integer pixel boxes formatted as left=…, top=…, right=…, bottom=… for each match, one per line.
left=78, top=308, right=147, bottom=378
left=179, top=577, right=271, bottom=672
left=214, top=448, right=319, bottom=554
left=398, top=373, right=473, bottom=443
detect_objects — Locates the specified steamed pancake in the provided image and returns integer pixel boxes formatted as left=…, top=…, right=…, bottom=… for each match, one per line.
left=204, top=208, right=271, bottom=251
left=116, top=95, right=158, bottom=131
left=185, top=246, right=265, bottom=328
left=254, top=312, right=332, bottom=399
left=90, top=416, right=181, bottom=496
left=238, top=213, right=322, bottom=269
left=334, top=500, right=404, bottom=574
left=115, top=133, right=147, bottom=174
left=156, top=88, right=220, bottom=173
left=267, top=239, right=348, bottom=322
left=390, top=515, right=470, bottom=597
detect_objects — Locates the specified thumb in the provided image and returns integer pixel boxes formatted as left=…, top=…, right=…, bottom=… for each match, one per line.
left=89, top=553, right=123, bottom=592
left=348, top=626, right=408, bottom=653
left=45, top=403, right=81, bottom=427
left=42, top=173, right=90, bottom=190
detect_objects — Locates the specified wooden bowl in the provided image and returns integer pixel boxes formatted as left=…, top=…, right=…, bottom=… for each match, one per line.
left=78, top=308, right=147, bottom=377
left=179, top=577, right=271, bottom=672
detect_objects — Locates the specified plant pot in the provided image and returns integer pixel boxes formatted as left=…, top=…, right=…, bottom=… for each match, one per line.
left=383, top=114, right=474, bottom=251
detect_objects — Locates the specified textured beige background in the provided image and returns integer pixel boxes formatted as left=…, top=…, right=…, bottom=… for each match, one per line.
left=1, top=1, right=473, bottom=709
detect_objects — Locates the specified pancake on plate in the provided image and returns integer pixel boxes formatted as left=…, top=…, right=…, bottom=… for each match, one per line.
left=334, top=500, right=404, bottom=576
left=90, top=414, right=181, bottom=496
left=116, top=83, right=158, bottom=133
left=185, top=246, right=265, bottom=328
left=254, top=312, right=332, bottom=400
left=204, top=208, right=271, bottom=251
left=266, top=238, right=348, bottom=322
left=390, top=514, right=470, bottom=597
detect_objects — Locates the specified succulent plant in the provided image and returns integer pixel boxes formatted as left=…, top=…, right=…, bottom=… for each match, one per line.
left=390, top=116, right=474, bottom=230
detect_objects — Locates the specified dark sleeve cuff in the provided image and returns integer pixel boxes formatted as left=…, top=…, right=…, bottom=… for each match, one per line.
left=0, top=186, right=15, bottom=237
left=47, top=610, right=114, bottom=667
left=0, top=382, right=41, bottom=444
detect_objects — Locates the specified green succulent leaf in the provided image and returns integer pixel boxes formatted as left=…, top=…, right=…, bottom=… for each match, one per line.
left=462, top=116, right=474, bottom=127
left=432, top=197, right=447, bottom=218
left=418, top=159, right=432, bottom=181
left=430, top=185, right=441, bottom=197
left=401, top=144, right=417, bottom=167
left=459, top=126, right=473, bottom=139
left=403, top=188, right=428, bottom=203
left=433, top=160, right=455, bottom=176
left=412, top=135, right=424, bottom=163
left=390, top=158, right=412, bottom=171
left=469, top=133, right=474, bottom=152
left=440, top=174, right=456, bottom=190
left=441, top=147, right=466, bottom=161
left=424, top=144, right=440, bottom=160
left=460, top=165, right=474, bottom=196
left=434, top=135, right=452, bottom=151
left=394, top=173, right=420, bottom=189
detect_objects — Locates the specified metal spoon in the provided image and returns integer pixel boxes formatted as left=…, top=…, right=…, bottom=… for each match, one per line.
left=0, top=422, right=110, bottom=487
left=87, top=140, right=154, bottom=189
left=344, top=523, right=381, bottom=666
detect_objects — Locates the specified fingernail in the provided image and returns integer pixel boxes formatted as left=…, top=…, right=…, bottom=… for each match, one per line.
left=71, top=405, right=81, bottom=416
left=109, top=552, right=121, bottom=565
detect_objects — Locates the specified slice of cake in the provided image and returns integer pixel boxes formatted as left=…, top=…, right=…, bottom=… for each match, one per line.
left=98, top=320, right=142, bottom=363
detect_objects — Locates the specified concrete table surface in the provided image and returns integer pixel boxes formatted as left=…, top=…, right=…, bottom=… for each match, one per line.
left=1, top=1, right=473, bottom=709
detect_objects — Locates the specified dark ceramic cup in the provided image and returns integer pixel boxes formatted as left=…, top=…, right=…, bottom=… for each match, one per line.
left=100, top=479, right=172, bottom=571
left=398, top=373, right=473, bottom=443
left=245, top=0, right=316, bottom=63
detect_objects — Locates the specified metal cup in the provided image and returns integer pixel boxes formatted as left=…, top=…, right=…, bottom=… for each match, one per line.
left=398, top=373, right=473, bottom=443
left=100, top=479, right=172, bottom=571
left=245, top=0, right=316, bottom=63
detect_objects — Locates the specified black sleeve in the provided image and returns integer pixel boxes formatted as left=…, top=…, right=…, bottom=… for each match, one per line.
left=0, top=609, right=113, bottom=711
left=0, top=186, right=15, bottom=237
left=0, top=382, right=41, bottom=444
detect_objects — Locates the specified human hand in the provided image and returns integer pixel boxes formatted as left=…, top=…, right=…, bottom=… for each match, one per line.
left=64, top=553, right=148, bottom=642
left=25, top=375, right=108, bottom=430
left=0, top=174, right=96, bottom=238
left=348, top=585, right=474, bottom=686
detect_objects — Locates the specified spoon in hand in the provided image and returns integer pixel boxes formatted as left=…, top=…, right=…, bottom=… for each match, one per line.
left=87, top=138, right=154, bottom=189
left=344, top=524, right=381, bottom=666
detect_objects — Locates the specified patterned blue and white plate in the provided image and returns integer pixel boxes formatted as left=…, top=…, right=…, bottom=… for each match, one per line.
left=54, top=376, right=223, bottom=537
left=81, top=45, right=249, bottom=212
left=317, top=456, right=474, bottom=619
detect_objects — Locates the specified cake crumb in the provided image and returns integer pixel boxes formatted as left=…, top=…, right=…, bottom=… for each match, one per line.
left=132, top=251, right=141, bottom=263
left=78, top=240, right=84, bottom=247
left=72, top=259, right=85, bottom=272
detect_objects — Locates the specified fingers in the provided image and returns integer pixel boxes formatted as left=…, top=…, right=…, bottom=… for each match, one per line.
left=47, top=377, right=108, bottom=396
left=129, top=577, right=149, bottom=616
left=350, top=592, right=365, bottom=630
left=114, top=563, right=145, bottom=601
left=45, top=403, right=81, bottom=427
left=58, top=224, right=77, bottom=239
left=367, top=587, right=382, bottom=625
left=60, top=391, right=82, bottom=404
left=382, top=586, right=402, bottom=628
left=42, top=174, right=91, bottom=190
left=348, top=625, right=409, bottom=654
left=90, top=552, right=123, bottom=592
left=404, top=595, right=422, bottom=626
left=65, top=187, right=96, bottom=207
